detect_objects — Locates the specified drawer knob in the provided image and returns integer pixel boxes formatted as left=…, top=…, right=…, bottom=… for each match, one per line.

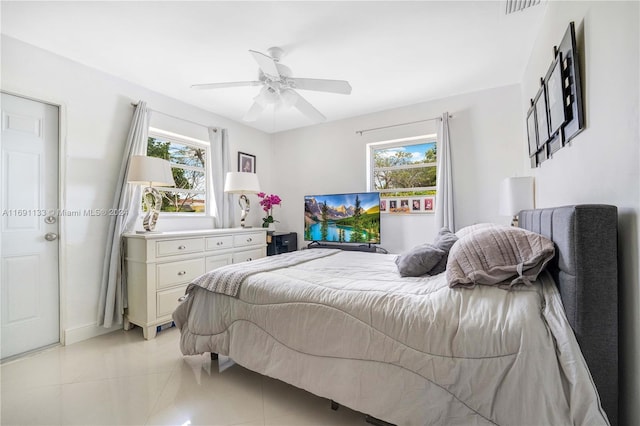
left=177, top=271, right=186, bottom=276
left=247, top=238, right=252, bottom=242
left=178, top=245, right=186, bottom=250
left=217, top=241, right=223, bottom=246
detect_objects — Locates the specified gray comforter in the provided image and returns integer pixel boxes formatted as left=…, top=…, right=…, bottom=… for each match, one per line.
left=173, top=249, right=608, bottom=426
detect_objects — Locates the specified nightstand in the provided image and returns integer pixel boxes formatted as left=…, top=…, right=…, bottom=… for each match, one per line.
left=123, top=228, right=267, bottom=339
left=267, top=232, right=297, bottom=256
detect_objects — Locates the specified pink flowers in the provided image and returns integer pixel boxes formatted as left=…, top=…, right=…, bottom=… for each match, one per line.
left=257, top=192, right=281, bottom=227
left=257, top=192, right=281, bottom=213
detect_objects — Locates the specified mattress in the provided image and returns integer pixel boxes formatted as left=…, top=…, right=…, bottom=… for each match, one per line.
left=173, top=249, right=607, bottom=426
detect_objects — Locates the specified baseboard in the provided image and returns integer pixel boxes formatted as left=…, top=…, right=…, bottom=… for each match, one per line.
left=64, top=322, right=121, bottom=345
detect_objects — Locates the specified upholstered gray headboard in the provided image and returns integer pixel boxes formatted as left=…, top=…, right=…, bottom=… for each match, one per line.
left=519, top=205, right=618, bottom=425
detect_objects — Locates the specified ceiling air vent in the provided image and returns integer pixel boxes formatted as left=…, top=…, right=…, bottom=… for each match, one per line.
left=505, top=0, right=541, bottom=14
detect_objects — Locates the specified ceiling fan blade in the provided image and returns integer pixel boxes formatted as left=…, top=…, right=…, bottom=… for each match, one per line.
left=285, top=89, right=326, bottom=123
left=191, top=81, right=262, bottom=90
left=242, top=101, right=265, bottom=122
left=249, top=50, right=280, bottom=78
left=289, top=78, right=352, bottom=95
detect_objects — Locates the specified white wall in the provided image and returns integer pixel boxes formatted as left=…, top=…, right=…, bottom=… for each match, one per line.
left=521, top=2, right=639, bottom=424
left=0, top=35, right=273, bottom=343
left=271, top=84, right=525, bottom=254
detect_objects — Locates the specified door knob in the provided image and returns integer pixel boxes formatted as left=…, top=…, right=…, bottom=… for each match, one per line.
left=44, top=232, right=58, bottom=241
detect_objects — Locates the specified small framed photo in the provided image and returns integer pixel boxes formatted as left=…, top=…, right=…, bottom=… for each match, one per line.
left=411, top=199, right=421, bottom=211
left=380, top=200, right=387, bottom=212
left=534, top=86, right=549, bottom=145
left=399, top=199, right=410, bottom=213
left=424, top=197, right=434, bottom=212
left=545, top=52, right=566, bottom=136
left=526, top=105, right=538, bottom=158
left=389, top=200, right=397, bottom=212
left=238, top=152, right=256, bottom=173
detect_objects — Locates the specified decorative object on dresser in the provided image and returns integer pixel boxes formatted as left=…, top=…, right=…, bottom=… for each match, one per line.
left=123, top=228, right=266, bottom=339
left=224, top=172, right=261, bottom=228
left=127, top=155, right=176, bottom=232
left=257, top=192, right=281, bottom=230
left=527, top=21, right=584, bottom=167
left=499, top=176, right=534, bottom=226
left=267, top=232, right=297, bottom=256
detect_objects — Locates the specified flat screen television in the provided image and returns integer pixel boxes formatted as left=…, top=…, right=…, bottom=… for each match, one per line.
left=304, top=192, right=381, bottom=244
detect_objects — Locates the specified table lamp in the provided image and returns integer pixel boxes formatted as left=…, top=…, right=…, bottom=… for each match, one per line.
left=224, top=172, right=261, bottom=228
left=127, top=155, right=176, bottom=232
left=499, top=176, right=534, bottom=227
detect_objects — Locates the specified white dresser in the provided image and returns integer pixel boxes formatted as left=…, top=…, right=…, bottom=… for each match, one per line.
left=123, top=228, right=267, bottom=339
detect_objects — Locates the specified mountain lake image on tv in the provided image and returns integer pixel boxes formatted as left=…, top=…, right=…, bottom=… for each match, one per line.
left=304, top=192, right=381, bottom=244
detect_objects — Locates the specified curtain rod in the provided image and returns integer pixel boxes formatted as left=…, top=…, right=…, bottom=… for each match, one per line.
left=355, top=114, right=453, bottom=136
left=130, top=101, right=217, bottom=132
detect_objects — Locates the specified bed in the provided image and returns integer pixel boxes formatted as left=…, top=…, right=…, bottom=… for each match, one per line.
left=173, top=204, right=618, bottom=426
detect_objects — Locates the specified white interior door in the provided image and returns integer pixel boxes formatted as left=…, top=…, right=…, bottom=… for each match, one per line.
left=1, top=93, right=60, bottom=359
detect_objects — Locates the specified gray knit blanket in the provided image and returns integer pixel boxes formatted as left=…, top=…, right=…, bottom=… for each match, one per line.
left=187, top=248, right=340, bottom=297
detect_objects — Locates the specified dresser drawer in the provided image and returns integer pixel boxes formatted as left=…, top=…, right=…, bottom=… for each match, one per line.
left=205, top=235, right=234, bottom=251
left=156, top=238, right=205, bottom=257
left=206, top=253, right=233, bottom=271
left=233, top=248, right=264, bottom=263
left=156, top=258, right=205, bottom=289
left=157, top=286, right=186, bottom=317
left=233, top=232, right=264, bottom=247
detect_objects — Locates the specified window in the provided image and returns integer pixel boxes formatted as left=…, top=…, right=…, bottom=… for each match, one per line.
left=367, top=134, right=437, bottom=199
left=146, top=128, right=209, bottom=214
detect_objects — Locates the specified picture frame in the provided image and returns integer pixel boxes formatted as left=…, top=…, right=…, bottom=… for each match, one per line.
left=238, top=152, right=256, bottom=173
left=424, top=197, right=434, bottom=212
left=398, top=199, right=410, bottom=213
left=557, top=21, right=585, bottom=144
left=534, top=85, right=549, bottom=145
left=381, top=197, right=435, bottom=214
left=526, top=104, right=538, bottom=159
left=545, top=51, right=565, bottom=137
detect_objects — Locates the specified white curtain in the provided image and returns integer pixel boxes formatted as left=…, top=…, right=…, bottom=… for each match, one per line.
left=208, top=127, right=232, bottom=228
left=435, top=112, right=455, bottom=231
left=97, top=101, right=150, bottom=328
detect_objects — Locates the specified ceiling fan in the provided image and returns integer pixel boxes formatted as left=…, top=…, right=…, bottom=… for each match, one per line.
left=191, top=47, right=352, bottom=123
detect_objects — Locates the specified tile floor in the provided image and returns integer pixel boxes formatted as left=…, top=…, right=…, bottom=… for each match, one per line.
left=1, top=326, right=367, bottom=425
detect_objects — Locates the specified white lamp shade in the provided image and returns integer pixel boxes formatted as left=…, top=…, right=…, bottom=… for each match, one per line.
left=127, top=155, right=176, bottom=187
left=499, top=176, right=534, bottom=216
left=224, top=172, right=261, bottom=194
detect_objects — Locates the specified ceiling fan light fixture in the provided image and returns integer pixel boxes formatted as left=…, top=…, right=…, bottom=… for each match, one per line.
left=280, top=89, right=297, bottom=108
left=254, top=85, right=279, bottom=107
left=192, top=46, right=351, bottom=123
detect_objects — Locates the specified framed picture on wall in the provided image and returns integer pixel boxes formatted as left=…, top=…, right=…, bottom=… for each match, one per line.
left=526, top=105, right=538, bottom=159
left=545, top=52, right=566, bottom=137
left=424, top=197, right=434, bottom=212
left=238, top=152, right=256, bottom=173
left=534, top=86, right=550, bottom=145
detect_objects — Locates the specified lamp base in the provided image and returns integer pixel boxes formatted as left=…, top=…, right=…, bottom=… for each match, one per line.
left=239, top=194, right=250, bottom=228
left=142, top=186, right=162, bottom=232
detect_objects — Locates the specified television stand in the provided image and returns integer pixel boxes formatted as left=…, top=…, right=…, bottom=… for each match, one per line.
left=307, top=241, right=377, bottom=253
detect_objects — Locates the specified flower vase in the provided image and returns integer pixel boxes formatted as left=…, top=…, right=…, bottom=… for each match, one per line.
left=267, top=223, right=276, bottom=232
